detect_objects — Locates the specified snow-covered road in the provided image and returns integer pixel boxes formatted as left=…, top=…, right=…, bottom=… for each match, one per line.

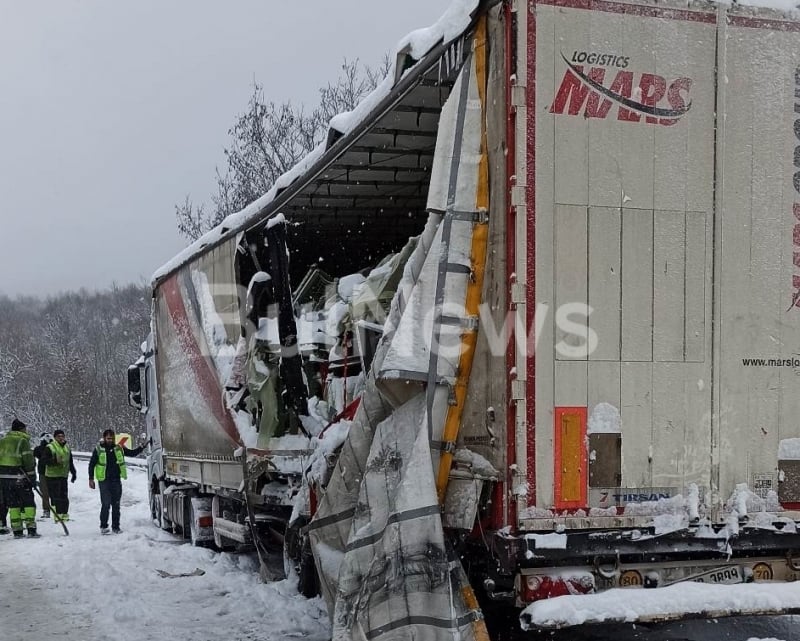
left=0, top=467, right=331, bottom=641
left=5, top=467, right=800, bottom=641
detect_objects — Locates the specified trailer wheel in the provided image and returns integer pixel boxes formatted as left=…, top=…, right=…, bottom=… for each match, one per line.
left=283, top=518, right=319, bottom=598
left=211, top=495, right=237, bottom=551
left=149, top=478, right=170, bottom=531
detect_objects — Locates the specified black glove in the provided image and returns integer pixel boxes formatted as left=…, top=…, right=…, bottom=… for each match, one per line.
left=71, top=474, right=77, bottom=483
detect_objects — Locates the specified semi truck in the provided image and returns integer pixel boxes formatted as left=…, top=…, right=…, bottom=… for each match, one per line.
left=129, top=0, right=800, bottom=637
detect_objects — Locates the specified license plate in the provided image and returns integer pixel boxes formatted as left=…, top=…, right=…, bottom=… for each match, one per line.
left=690, top=566, right=743, bottom=585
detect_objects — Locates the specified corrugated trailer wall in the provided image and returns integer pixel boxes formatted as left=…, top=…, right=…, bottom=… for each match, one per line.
left=717, top=13, right=800, bottom=507
left=519, top=0, right=800, bottom=518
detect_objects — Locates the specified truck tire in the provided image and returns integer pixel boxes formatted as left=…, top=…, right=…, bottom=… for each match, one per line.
left=283, top=518, right=319, bottom=598
left=211, top=495, right=237, bottom=551
left=149, top=479, right=171, bottom=531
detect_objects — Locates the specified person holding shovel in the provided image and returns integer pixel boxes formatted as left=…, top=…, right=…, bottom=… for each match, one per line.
left=41, top=429, right=77, bottom=522
left=0, top=419, right=38, bottom=538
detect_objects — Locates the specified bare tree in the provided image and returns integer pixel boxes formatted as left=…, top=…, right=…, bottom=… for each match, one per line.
left=176, top=58, right=388, bottom=241
left=175, top=195, right=209, bottom=241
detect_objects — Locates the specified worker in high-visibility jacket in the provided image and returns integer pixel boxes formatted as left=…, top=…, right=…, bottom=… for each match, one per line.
left=0, top=430, right=8, bottom=535
left=0, top=419, right=38, bottom=538
left=41, top=429, right=77, bottom=521
left=88, top=429, right=146, bottom=534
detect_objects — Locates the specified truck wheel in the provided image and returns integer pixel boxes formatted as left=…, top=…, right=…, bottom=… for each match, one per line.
left=211, top=495, right=237, bottom=551
left=284, top=518, right=319, bottom=598
left=150, top=479, right=170, bottom=531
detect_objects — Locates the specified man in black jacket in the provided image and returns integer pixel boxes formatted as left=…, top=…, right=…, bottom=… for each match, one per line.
left=88, top=429, right=146, bottom=534
left=32, top=433, right=53, bottom=518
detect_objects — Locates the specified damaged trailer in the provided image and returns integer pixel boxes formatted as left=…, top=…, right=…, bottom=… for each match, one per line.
left=128, top=0, right=800, bottom=637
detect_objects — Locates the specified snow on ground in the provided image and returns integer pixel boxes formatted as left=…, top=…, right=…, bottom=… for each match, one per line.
left=0, top=467, right=330, bottom=641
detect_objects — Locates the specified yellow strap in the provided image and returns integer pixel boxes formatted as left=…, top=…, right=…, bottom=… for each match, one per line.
left=435, top=14, right=490, bottom=505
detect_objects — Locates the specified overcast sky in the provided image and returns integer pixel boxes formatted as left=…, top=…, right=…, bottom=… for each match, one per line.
left=0, top=0, right=451, bottom=297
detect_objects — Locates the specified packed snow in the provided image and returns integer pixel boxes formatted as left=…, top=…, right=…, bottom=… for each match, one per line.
left=521, top=580, right=800, bottom=630
left=0, top=465, right=329, bottom=641
left=587, top=402, right=621, bottom=434
left=6, top=466, right=800, bottom=640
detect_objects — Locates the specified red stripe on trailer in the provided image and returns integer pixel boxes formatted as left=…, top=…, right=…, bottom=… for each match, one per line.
left=501, top=0, right=518, bottom=531
left=533, top=1, right=800, bottom=32
left=727, top=15, right=800, bottom=31
left=536, top=0, right=716, bottom=23
left=161, top=274, right=242, bottom=447
left=525, top=0, right=537, bottom=510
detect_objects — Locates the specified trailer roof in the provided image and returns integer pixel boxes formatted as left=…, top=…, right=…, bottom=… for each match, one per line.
left=152, top=0, right=484, bottom=286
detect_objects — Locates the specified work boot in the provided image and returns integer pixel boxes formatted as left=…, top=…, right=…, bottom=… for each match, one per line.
left=0, top=525, right=9, bottom=535
left=13, top=531, right=24, bottom=539
left=112, top=528, right=122, bottom=534
left=100, top=526, right=110, bottom=535
left=41, top=512, right=50, bottom=519
left=27, top=529, right=40, bottom=538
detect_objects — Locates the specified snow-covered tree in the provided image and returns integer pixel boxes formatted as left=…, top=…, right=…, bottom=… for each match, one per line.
left=176, top=57, right=390, bottom=241
left=0, top=284, right=150, bottom=449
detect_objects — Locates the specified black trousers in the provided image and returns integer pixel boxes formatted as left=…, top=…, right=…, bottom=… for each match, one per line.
left=46, top=477, right=69, bottom=516
left=0, top=477, right=34, bottom=511
left=98, top=478, right=123, bottom=529
left=0, top=482, right=6, bottom=526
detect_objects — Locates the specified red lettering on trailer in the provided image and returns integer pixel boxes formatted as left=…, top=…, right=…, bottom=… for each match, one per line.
left=549, top=54, right=692, bottom=126
left=549, top=67, right=613, bottom=118
left=640, top=74, right=666, bottom=124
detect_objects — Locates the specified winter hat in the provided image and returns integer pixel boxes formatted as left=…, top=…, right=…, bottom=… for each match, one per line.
left=102, top=429, right=115, bottom=438
left=11, top=418, right=27, bottom=431
left=40, top=432, right=53, bottom=443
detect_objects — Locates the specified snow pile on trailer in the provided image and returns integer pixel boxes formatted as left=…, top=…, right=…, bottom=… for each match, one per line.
left=520, top=580, right=800, bottom=629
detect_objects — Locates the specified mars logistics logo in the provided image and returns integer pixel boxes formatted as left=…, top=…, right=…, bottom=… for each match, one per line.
left=550, top=51, right=693, bottom=126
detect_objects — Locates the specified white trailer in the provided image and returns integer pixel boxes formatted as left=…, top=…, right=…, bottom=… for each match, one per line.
left=128, top=0, right=800, bottom=637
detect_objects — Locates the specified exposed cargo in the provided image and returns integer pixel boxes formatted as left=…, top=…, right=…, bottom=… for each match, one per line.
left=128, top=0, right=800, bottom=637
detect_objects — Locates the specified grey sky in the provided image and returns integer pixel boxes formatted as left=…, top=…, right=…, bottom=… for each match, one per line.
left=0, top=1, right=450, bottom=297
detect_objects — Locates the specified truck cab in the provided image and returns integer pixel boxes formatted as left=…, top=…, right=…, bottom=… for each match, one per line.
left=127, top=332, right=167, bottom=529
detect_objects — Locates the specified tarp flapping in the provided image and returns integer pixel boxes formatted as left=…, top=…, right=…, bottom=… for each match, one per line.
left=308, top=37, right=487, bottom=641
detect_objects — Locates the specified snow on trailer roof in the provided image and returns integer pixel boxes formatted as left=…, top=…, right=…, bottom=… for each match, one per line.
left=151, top=0, right=482, bottom=286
